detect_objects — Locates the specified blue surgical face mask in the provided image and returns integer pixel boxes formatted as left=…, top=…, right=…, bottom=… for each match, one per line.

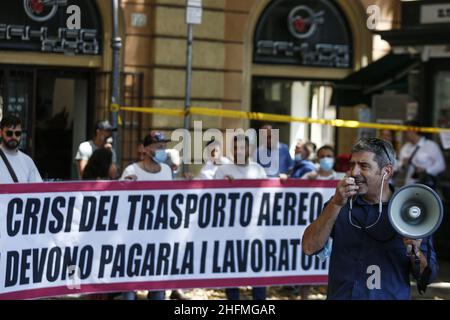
left=319, top=157, right=335, bottom=171
left=294, top=153, right=302, bottom=162
left=153, top=149, right=168, bottom=163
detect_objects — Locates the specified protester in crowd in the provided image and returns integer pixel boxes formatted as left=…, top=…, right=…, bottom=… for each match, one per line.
left=302, top=138, right=438, bottom=299
left=75, top=120, right=117, bottom=178
left=290, top=140, right=317, bottom=178
left=397, top=120, right=445, bottom=187
left=198, top=138, right=231, bottom=179
left=0, top=113, right=42, bottom=183
left=301, top=145, right=345, bottom=180
left=253, top=124, right=294, bottom=177
left=82, top=148, right=116, bottom=180
left=121, top=130, right=188, bottom=300
left=120, top=130, right=171, bottom=300
left=214, top=134, right=267, bottom=300
left=81, top=147, right=116, bottom=300
left=296, top=145, right=343, bottom=299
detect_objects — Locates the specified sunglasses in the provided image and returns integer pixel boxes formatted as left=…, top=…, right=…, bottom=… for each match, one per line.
left=367, top=138, right=392, bottom=163
left=5, top=130, right=22, bottom=138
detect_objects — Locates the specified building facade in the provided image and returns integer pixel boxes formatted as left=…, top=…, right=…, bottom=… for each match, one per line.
left=0, top=0, right=121, bottom=179
left=121, top=0, right=399, bottom=162
left=0, top=0, right=400, bottom=179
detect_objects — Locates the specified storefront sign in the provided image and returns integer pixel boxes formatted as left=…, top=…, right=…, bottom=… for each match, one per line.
left=23, top=0, right=69, bottom=22
left=421, top=4, right=450, bottom=24
left=186, top=0, right=202, bottom=25
left=0, top=0, right=101, bottom=55
left=131, top=13, right=148, bottom=28
left=254, top=0, right=352, bottom=68
left=288, top=6, right=324, bottom=39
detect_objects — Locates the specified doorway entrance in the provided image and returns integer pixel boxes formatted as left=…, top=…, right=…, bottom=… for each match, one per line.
left=251, top=77, right=335, bottom=151
left=0, top=66, right=95, bottom=180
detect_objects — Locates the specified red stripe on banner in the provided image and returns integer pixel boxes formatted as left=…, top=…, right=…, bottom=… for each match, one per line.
left=0, top=275, right=328, bottom=300
left=0, top=179, right=338, bottom=195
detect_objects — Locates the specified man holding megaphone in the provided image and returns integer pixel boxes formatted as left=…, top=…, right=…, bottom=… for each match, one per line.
left=302, top=138, right=439, bottom=300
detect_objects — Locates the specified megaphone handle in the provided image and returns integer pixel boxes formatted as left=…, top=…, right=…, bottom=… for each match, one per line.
left=407, top=244, right=413, bottom=255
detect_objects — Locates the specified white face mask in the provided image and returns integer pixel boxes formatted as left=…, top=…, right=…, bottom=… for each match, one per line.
left=153, top=149, right=168, bottom=163
left=319, top=157, right=335, bottom=171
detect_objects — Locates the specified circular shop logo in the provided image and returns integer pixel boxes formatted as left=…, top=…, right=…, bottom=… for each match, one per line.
left=288, top=6, right=324, bottom=40
left=23, top=0, right=67, bottom=22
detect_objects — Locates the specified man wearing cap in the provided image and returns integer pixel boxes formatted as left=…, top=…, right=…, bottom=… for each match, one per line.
left=214, top=134, right=268, bottom=300
left=75, top=120, right=118, bottom=178
left=121, top=130, right=172, bottom=182
left=120, top=130, right=172, bottom=300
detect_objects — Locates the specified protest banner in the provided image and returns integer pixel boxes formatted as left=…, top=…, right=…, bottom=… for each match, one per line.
left=0, top=179, right=337, bottom=299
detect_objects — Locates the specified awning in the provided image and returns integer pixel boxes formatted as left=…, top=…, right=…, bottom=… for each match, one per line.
left=331, top=53, right=420, bottom=106
left=378, top=26, right=450, bottom=47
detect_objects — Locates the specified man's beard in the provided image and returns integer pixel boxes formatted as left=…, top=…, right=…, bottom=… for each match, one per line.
left=4, top=139, right=19, bottom=150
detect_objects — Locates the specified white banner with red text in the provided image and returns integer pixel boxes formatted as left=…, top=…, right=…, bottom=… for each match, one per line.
left=0, top=179, right=337, bottom=299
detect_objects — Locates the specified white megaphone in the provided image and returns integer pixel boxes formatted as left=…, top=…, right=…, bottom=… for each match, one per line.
left=388, top=184, right=443, bottom=239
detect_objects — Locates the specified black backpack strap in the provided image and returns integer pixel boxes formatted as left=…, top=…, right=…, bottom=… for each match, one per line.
left=0, top=147, right=19, bottom=183
left=408, top=145, right=421, bottom=167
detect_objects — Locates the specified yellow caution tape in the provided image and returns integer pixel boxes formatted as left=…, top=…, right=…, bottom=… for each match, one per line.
left=120, top=106, right=185, bottom=117
left=115, top=105, right=450, bottom=133
left=110, top=103, right=120, bottom=112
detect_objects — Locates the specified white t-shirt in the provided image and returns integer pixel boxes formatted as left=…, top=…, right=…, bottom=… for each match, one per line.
left=120, top=162, right=173, bottom=181
left=75, top=140, right=117, bottom=163
left=75, top=140, right=97, bottom=161
left=0, top=146, right=43, bottom=183
left=213, top=161, right=267, bottom=180
left=398, top=137, right=446, bottom=185
left=197, top=157, right=232, bottom=180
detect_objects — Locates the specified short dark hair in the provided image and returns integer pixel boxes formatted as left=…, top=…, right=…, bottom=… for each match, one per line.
left=82, top=148, right=113, bottom=180
left=0, top=114, right=21, bottom=129
left=351, top=138, right=396, bottom=169
left=317, top=145, right=335, bottom=156
left=404, top=120, right=424, bottom=136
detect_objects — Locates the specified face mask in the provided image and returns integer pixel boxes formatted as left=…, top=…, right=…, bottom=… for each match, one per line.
left=319, top=158, right=335, bottom=171
left=294, top=154, right=302, bottom=162
left=153, top=149, right=168, bottom=163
